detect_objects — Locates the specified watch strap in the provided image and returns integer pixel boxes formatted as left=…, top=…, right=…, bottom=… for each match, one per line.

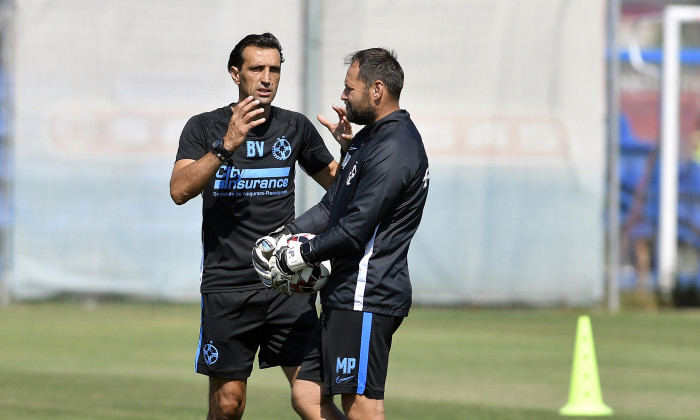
left=211, top=139, right=233, bottom=162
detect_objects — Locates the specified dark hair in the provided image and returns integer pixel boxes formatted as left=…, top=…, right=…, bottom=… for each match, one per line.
left=227, top=32, right=284, bottom=71
left=344, top=48, right=404, bottom=100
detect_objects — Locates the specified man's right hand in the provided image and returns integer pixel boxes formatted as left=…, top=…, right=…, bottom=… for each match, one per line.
left=318, top=105, right=352, bottom=152
left=252, top=236, right=277, bottom=287
left=223, top=96, right=267, bottom=152
left=169, top=97, right=268, bottom=206
left=253, top=226, right=292, bottom=287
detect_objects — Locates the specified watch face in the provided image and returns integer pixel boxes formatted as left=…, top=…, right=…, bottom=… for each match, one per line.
left=213, top=139, right=223, bottom=148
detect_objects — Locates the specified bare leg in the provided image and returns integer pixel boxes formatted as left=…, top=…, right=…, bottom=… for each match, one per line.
left=341, top=394, right=384, bottom=420
left=292, top=378, right=346, bottom=420
left=281, top=365, right=301, bottom=385
left=208, top=377, right=247, bottom=420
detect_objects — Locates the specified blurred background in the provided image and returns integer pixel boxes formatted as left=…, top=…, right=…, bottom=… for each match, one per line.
left=1, top=0, right=699, bottom=309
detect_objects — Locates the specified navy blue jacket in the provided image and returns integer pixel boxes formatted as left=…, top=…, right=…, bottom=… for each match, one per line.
left=288, top=110, right=430, bottom=317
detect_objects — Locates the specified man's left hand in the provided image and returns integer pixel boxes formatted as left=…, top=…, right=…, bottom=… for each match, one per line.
left=269, top=241, right=308, bottom=295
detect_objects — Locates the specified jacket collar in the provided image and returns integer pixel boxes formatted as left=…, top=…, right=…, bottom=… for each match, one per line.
left=355, top=109, right=409, bottom=143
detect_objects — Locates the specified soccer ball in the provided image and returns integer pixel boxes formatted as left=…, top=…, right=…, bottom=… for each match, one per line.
left=287, top=234, right=331, bottom=293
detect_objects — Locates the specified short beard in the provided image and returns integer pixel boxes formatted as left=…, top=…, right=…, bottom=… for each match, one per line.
left=345, top=93, right=376, bottom=126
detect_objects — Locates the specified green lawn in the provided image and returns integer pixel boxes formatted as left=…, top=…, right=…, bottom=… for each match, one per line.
left=1, top=302, right=699, bottom=419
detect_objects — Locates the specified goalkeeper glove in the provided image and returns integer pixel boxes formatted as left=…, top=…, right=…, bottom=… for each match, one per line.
left=252, top=236, right=276, bottom=287
left=252, top=225, right=293, bottom=287
left=269, top=239, right=308, bottom=295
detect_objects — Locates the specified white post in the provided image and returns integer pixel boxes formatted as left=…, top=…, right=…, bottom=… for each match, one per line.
left=606, top=0, right=621, bottom=313
left=0, top=0, right=12, bottom=306
left=299, top=0, right=323, bottom=212
left=659, top=6, right=700, bottom=299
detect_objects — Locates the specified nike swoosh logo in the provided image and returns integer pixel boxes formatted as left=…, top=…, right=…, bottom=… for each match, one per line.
left=335, top=375, right=355, bottom=384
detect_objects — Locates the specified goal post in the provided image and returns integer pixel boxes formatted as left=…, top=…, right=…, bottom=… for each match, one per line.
left=658, top=5, right=700, bottom=299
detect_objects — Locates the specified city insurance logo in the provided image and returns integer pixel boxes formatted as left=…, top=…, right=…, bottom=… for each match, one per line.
left=213, top=165, right=291, bottom=197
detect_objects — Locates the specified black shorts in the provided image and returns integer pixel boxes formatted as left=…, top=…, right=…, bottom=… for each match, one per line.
left=195, top=288, right=318, bottom=379
left=297, top=308, right=403, bottom=399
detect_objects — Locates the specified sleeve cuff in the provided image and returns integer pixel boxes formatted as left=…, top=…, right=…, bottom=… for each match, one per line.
left=300, top=241, right=316, bottom=263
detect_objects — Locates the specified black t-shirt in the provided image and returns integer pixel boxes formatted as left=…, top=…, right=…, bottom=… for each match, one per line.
left=175, top=105, right=334, bottom=292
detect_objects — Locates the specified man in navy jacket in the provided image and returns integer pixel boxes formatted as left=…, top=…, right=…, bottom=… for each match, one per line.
left=264, top=47, right=430, bottom=420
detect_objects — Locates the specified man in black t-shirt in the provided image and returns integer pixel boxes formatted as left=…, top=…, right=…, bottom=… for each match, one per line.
left=170, top=33, right=350, bottom=420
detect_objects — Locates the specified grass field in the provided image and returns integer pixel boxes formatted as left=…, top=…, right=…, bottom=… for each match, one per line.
left=1, top=302, right=699, bottom=419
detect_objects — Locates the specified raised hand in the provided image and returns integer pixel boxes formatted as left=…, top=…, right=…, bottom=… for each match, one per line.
left=318, top=105, right=352, bottom=152
left=223, top=96, right=266, bottom=152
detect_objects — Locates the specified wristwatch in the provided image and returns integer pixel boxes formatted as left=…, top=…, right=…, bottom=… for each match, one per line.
left=211, top=139, right=233, bottom=162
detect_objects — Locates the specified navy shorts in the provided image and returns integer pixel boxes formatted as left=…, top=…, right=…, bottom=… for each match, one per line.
left=195, top=288, right=318, bottom=379
left=297, top=308, right=403, bottom=399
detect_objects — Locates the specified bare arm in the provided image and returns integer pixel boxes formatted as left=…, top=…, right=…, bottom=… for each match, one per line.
left=311, top=161, right=340, bottom=191
left=169, top=97, right=265, bottom=205
left=169, top=155, right=221, bottom=205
